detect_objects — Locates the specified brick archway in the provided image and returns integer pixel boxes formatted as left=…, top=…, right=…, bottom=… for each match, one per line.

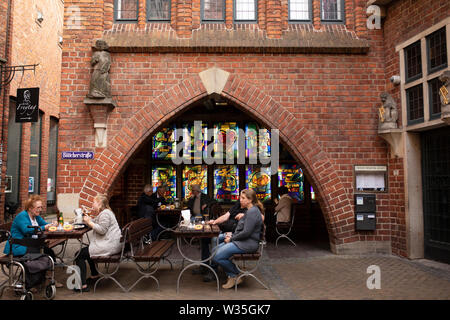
left=79, top=71, right=352, bottom=250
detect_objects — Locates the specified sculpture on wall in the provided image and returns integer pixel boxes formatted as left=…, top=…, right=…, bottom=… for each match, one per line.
left=439, top=70, right=450, bottom=124
left=87, top=40, right=111, bottom=99
left=378, top=92, right=398, bottom=130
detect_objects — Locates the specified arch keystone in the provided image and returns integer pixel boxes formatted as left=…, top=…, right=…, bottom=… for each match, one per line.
left=198, top=67, right=230, bottom=95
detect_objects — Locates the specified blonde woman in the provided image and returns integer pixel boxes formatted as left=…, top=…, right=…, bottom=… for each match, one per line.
left=74, top=194, right=121, bottom=292
left=212, top=189, right=264, bottom=289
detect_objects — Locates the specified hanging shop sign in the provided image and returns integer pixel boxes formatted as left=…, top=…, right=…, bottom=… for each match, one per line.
left=16, top=87, right=40, bottom=122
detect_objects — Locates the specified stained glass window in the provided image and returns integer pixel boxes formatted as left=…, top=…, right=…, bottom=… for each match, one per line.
left=214, top=122, right=239, bottom=160
left=214, top=165, right=239, bottom=202
left=182, top=165, right=208, bottom=201
left=311, top=185, right=316, bottom=202
left=182, top=123, right=208, bottom=161
left=278, top=164, right=304, bottom=202
left=151, top=165, right=176, bottom=199
left=245, top=122, right=271, bottom=160
left=246, top=165, right=271, bottom=202
left=152, top=126, right=176, bottom=160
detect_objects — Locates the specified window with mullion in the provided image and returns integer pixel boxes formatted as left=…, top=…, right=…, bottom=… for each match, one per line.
left=426, top=27, right=447, bottom=74
left=428, top=77, right=443, bottom=119
left=321, top=0, right=344, bottom=22
left=406, top=84, right=424, bottom=124
left=115, top=0, right=139, bottom=22
left=147, top=0, right=171, bottom=21
left=202, top=0, right=225, bottom=22
left=234, top=0, right=257, bottom=22
left=404, top=41, right=422, bottom=83
left=289, top=0, right=311, bottom=22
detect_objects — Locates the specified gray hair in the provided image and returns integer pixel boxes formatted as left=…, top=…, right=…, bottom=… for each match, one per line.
left=191, top=184, right=201, bottom=192
left=144, top=184, right=152, bottom=193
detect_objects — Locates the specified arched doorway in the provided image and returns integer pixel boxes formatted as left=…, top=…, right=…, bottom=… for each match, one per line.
left=78, top=70, right=353, bottom=253
left=108, top=94, right=329, bottom=247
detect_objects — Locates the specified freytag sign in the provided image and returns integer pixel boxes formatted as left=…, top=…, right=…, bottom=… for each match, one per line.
left=16, top=88, right=40, bottom=122
left=61, top=151, right=94, bottom=160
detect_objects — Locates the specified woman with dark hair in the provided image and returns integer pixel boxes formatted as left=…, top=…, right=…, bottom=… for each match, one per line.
left=274, top=186, right=293, bottom=223
left=212, top=189, right=264, bottom=289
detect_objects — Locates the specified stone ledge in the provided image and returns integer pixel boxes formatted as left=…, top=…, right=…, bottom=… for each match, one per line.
left=102, top=27, right=370, bottom=54
left=331, top=241, right=392, bottom=255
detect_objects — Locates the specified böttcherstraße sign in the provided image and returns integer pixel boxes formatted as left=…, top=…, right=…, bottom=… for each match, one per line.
left=16, top=88, right=39, bottom=122
left=61, top=151, right=94, bottom=160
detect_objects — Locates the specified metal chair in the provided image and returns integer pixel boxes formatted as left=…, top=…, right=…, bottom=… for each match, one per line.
left=275, top=205, right=296, bottom=247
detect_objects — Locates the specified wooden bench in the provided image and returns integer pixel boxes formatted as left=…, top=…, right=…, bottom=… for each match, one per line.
left=126, top=218, right=175, bottom=292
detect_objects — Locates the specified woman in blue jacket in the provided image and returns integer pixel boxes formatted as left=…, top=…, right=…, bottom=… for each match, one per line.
left=3, top=195, right=57, bottom=257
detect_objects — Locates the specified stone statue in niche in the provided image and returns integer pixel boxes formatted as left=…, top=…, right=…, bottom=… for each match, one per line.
left=378, top=92, right=398, bottom=130
left=87, top=40, right=111, bottom=99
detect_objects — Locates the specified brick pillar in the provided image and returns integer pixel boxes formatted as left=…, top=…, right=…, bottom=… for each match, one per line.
left=355, top=0, right=368, bottom=38
left=138, top=0, right=147, bottom=28
left=281, top=0, right=288, bottom=30
left=103, top=0, right=114, bottom=30
left=192, top=0, right=200, bottom=30
left=345, top=0, right=355, bottom=31
left=225, top=0, right=233, bottom=29
left=266, top=0, right=282, bottom=39
left=176, top=0, right=193, bottom=38
left=313, top=0, right=321, bottom=30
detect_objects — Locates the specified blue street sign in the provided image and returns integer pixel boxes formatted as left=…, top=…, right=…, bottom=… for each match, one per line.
left=61, top=151, right=94, bottom=160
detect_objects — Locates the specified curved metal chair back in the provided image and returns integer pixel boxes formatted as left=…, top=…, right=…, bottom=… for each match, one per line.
left=275, top=204, right=296, bottom=247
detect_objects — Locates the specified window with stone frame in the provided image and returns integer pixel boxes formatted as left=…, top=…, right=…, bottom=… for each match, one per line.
left=147, top=0, right=171, bottom=21
left=202, top=0, right=225, bottom=21
left=406, top=84, right=424, bottom=124
left=320, top=0, right=344, bottom=22
left=115, top=0, right=139, bottom=21
left=289, top=0, right=311, bottom=21
left=234, top=0, right=257, bottom=22
left=404, top=41, right=422, bottom=83
left=399, top=23, right=449, bottom=127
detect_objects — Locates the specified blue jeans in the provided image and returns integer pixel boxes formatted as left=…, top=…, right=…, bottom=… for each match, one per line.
left=212, top=241, right=245, bottom=278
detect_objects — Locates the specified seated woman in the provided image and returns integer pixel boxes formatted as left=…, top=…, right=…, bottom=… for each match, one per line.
left=212, top=189, right=264, bottom=289
left=3, top=195, right=63, bottom=287
left=274, top=186, right=293, bottom=223
left=74, top=194, right=122, bottom=292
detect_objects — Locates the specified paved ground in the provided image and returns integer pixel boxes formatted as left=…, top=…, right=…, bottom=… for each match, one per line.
left=1, top=238, right=449, bottom=300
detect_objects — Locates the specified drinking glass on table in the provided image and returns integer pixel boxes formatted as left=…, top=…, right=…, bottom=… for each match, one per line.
left=202, top=212, right=209, bottom=223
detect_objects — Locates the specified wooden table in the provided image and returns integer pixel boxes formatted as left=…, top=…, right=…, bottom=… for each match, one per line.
left=173, top=224, right=221, bottom=293
left=44, top=226, right=91, bottom=263
left=155, top=209, right=182, bottom=240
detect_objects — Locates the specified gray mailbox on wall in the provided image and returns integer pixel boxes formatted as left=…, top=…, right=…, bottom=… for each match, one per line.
left=354, top=194, right=376, bottom=231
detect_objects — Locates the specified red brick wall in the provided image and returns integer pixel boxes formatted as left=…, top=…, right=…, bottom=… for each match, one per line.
left=58, top=0, right=419, bottom=254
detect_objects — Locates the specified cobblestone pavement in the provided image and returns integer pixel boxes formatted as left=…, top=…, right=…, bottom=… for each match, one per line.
left=1, top=239, right=449, bottom=300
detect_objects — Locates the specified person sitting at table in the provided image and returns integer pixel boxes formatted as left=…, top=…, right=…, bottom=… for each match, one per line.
left=186, top=184, right=216, bottom=275
left=212, top=189, right=264, bottom=289
left=137, top=184, right=159, bottom=240
left=274, top=186, right=293, bottom=223
left=3, top=195, right=64, bottom=287
left=74, top=194, right=122, bottom=292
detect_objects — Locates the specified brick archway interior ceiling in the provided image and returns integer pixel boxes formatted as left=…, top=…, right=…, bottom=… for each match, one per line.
left=79, top=68, right=351, bottom=244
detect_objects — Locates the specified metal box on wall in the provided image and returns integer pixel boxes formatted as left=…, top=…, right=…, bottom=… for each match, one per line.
left=354, top=194, right=376, bottom=231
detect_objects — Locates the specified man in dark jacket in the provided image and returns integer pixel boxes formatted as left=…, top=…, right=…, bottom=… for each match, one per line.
left=137, top=185, right=168, bottom=240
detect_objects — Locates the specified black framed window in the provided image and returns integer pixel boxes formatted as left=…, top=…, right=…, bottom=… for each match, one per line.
left=147, top=0, right=171, bottom=21
left=426, top=27, right=447, bottom=74
left=47, top=117, right=59, bottom=204
left=321, top=0, right=344, bottom=22
left=234, top=0, right=257, bottom=22
left=406, top=84, right=424, bottom=124
left=114, top=0, right=139, bottom=21
left=428, top=77, right=443, bottom=119
left=29, top=112, right=43, bottom=194
left=202, top=0, right=225, bottom=22
left=289, top=0, right=311, bottom=22
left=404, top=41, right=422, bottom=83
left=5, top=100, right=22, bottom=210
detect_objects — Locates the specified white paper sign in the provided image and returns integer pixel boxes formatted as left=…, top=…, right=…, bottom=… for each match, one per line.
left=356, top=215, right=364, bottom=221
left=356, top=197, right=364, bottom=205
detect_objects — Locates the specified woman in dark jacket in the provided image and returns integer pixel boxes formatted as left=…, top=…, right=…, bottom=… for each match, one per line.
left=212, top=189, right=264, bottom=289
